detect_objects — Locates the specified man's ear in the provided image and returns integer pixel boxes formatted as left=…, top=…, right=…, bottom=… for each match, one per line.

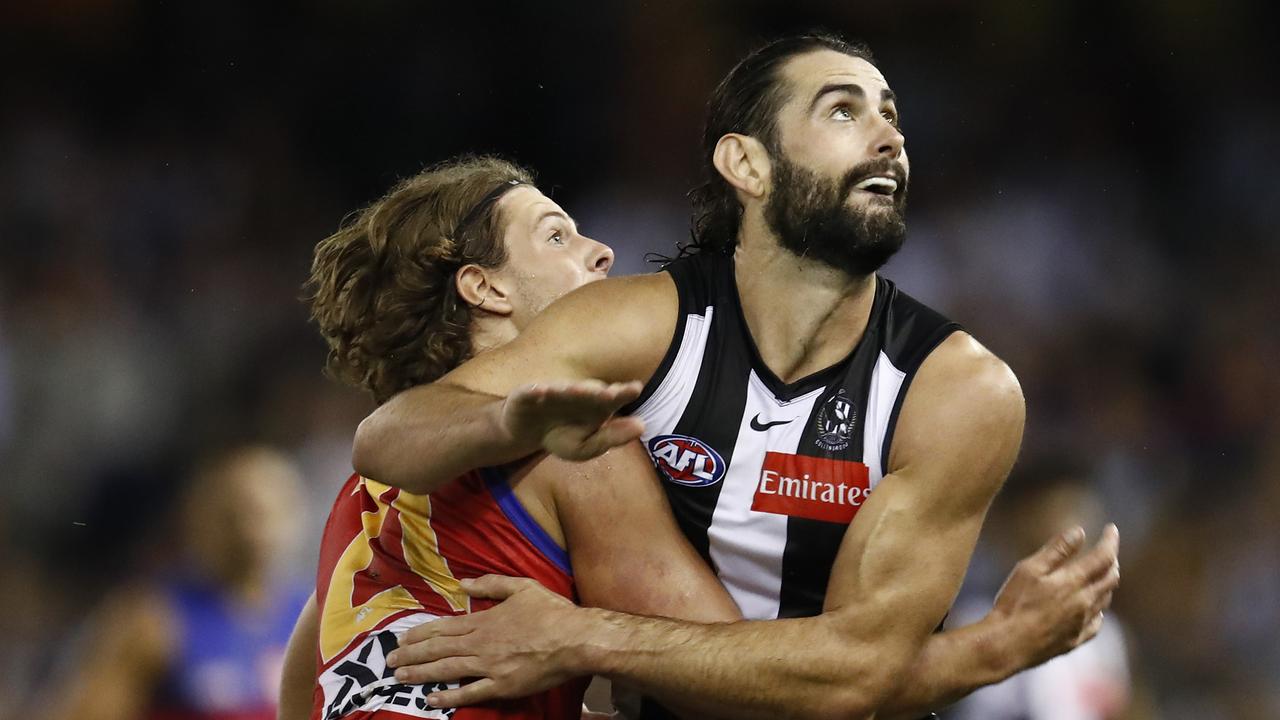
left=455, top=264, right=513, bottom=317
left=712, top=133, right=772, bottom=199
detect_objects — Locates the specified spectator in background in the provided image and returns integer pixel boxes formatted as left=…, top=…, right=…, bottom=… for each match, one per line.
left=950, top=459, right=1136, bottom=720
left=42, top=445, right=310, bottom=720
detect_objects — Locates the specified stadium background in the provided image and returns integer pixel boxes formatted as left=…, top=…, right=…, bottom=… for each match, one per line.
left=1, top=1, right=1276, bottom=718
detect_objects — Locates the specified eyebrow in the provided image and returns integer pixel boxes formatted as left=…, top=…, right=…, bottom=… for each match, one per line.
left=533, top=209, right=575, bottom=231
left=808, top=83, right=897, bottom=112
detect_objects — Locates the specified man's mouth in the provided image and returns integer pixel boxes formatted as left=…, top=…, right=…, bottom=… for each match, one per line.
left=852, top=176, right=899, bottom=196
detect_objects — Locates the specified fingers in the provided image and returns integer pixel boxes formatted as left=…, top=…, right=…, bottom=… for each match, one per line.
left=582, top=417, right=646, bottom=455
left=1076, top=611, right=1105, bottom=645
left=426, top=678, right=499, bottom=709
left=1030, top=526, right=1086, bottom=572
left=387, top=635, right=475, bottom=669
left=1072, top=524, right=1120, bottom=582
left=391, top=656, right=482, bottom=686
left=461, top=574, right=533, bottom=600
left=397, top=614, right=474, bottom=646
left=545, top=416, right=646, bottom=461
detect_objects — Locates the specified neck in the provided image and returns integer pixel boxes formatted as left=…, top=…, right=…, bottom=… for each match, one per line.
left=470, top=317, right=517, bottom=357
left=733, top=211, right=878, bottom=384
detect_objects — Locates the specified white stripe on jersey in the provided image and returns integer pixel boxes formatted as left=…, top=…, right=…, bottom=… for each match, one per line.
left=707, top=371, right=825, bottom=619
left=861, top=351, right=907, bottom=486
left=635, top=307, right=713, bottom=442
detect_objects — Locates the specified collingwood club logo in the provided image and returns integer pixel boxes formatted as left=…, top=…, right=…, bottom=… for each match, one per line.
left=814, top=389, right=855, bottom=452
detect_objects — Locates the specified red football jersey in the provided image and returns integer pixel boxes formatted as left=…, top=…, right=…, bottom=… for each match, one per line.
left=312, top=468, right=585, bottom=720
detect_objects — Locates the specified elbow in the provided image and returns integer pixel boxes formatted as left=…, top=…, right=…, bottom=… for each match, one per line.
left=351, top=415, right=381, bottom=480
left=352, top=412, right=436, bottom=494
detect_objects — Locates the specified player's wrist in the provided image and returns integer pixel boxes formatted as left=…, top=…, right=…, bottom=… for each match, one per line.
left=562, top=607, right=629, bottom=677
left=976, top=610, right=1032, bottom=682
left=493, top=394, right=540, bottom=455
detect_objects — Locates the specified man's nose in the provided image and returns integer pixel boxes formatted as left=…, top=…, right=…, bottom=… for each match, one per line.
left=874, top=118, right=905, bottom=159
left=588, top=239, right=614, bottom=275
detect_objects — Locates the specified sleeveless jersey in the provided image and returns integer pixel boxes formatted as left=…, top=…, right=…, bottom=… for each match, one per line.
left=150, top=579, right=308, bottom=720
left=628, top=252, right=960, bottom=620
left=312, top=469, right=586, bottom=720
left=628, top=253, right=956, bottom=720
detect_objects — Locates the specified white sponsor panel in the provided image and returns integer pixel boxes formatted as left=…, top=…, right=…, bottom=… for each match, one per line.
left=707, top=371, right=824, bottom=619
left=318, top=612, right=457, bottom=719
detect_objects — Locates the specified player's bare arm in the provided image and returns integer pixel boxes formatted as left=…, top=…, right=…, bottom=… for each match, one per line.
left=874, top=523, right=1119, bottom=720
left=545, top=441, right=741, bottom=623
left=278, top=593, right=318, bottom=720
left=385, top=333, right=1038, bottom=719
left=351, top=272, right=677, bottom=494
left=465, top=441, right=745, bottom=707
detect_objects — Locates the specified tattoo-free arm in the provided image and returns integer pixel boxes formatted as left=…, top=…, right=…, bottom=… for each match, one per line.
left=874, top=523, right=1121, bottom=720
left=391, top=333, right=1025, bottom=719
left=278, top=593, right=319, bottom=720
left=550, top=441, right=740, bottom=623
left=576, top=334, right=1024, bottom=719
left=352, top=274, right=675, bottom=494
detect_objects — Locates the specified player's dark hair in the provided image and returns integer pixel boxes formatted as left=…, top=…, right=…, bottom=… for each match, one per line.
left=305, top=155, right=534, bottom=404
left=682, top=32, right=875, bottom=258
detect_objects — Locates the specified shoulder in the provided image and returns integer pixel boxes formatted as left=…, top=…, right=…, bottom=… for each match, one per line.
left=527, top=441, right=657, bottom=504
left=509, top=442, right=659, bottom=549
left=911, top=331, right=1023, bottom=426
left=889, top=332, right=1025, bottom=500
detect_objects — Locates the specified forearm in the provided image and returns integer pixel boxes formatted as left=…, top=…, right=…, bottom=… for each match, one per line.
left=278, top=594, right=319, bottom=720
left=875, top=617, right=1021, bottom=720
left=576, top=609, right=906, bottom=720
left=353, top=382, right=531, bottom=492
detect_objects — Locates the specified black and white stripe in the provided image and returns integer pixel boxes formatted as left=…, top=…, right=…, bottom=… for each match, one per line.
left=630, top=252, right=959, bottom=620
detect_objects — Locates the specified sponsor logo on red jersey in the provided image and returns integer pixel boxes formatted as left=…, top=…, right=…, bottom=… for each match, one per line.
left=751, top=451, right=870, bottom=523
left=648, top=434, right=726, bottom=487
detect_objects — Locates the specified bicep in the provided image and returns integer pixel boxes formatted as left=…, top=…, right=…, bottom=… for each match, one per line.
left=553, top=443, right=740, bottom=623
left=824, top=333, right=1024, bottom=638
left=439, top=273, right=677, bottom=395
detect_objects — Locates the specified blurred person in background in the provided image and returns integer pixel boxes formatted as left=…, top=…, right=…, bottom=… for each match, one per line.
left=950, top=458, right=1138, bottom=720
left=43, top=445, right=311, bottom=720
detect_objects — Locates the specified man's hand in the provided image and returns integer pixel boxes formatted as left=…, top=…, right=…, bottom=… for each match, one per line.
left=502, top=380, right=645, bottom=461
left=387, top=576, right=587, bottom=709
left=989, top=524, right=1121, bottom=667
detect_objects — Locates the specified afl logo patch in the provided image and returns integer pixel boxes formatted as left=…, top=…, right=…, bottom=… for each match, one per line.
left=647, top=434, right=726, bottom=487
left=814, top=389, right=856, bottom=452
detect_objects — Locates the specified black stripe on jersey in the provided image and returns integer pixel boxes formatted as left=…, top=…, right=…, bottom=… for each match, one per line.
left=663, top=258, right=753, bottom=568
left=776, top=325, right=884, bottom=618
left=618, top=274, right=690, bottom=417
left=876, top=287, right=962, bottom=477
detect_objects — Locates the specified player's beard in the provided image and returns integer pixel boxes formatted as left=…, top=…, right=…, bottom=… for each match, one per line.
left=764, top=153, right=908, bottom=278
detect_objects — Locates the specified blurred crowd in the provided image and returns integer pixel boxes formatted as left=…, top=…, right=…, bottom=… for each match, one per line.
left=0, top=2, right=1276, bottom=719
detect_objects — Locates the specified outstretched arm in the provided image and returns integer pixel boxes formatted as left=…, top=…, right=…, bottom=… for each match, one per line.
left=352, top=274, right=676, bottom=494
left=388, top=333, right=1034, bottom=719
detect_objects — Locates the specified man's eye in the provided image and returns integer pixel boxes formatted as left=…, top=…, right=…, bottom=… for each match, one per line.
left=548, top=231, right=565, bottom=245
left=831, top=106, right=853, bottom=121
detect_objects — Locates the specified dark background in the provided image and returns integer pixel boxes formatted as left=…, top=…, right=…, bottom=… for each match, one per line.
left=1, top=1, right=1277, bottom=718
